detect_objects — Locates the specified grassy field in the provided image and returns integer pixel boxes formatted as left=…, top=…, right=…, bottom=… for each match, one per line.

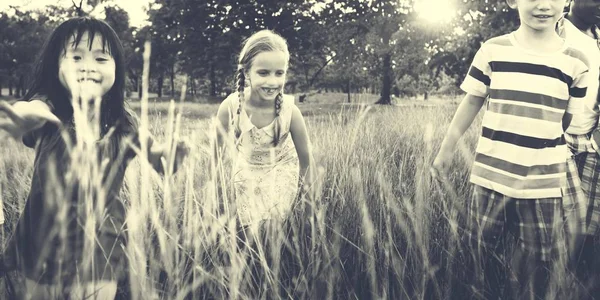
left=0, top=95, right=594, bottom=299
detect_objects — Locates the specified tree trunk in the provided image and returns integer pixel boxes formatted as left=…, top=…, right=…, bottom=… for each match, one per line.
left=138, top=76, right=142, bottom=99
left=376, top=52, right=392, bottom=105
left=190, top=75, right=195, bottom=96
left=170, top=65, right=175, bottom=98
left=9, top=79, right=13, bottom=96
left=157, top=75, right=163, bottom=98
left=347, top=78, right=351, bottom=104
left=209, top=64, right=216, bottom=97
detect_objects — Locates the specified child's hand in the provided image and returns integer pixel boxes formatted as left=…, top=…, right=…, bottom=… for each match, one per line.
left=0, top=100, right=61, bottom=139
left=171, top=138, right=191, bottom=173
left=431, top=151, right=452, bottom=181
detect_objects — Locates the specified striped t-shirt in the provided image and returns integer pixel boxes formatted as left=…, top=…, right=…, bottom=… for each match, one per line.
left=461, top=33, right=590, bottom=199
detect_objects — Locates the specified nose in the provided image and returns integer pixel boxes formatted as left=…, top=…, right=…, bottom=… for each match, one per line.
left=266, top=75, right=281, bottom=87
left=536, top=0, right=551, bottom=10
left=78, top=60, right=97, bottom=74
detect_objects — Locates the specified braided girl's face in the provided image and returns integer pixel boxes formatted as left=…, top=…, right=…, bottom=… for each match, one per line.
left=247, top=50, right=287, bottom=102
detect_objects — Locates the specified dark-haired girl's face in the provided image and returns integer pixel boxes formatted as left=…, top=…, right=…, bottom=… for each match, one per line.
left=58, top=31, right=115, bottom=102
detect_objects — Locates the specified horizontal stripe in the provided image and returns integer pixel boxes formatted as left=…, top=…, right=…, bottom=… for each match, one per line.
left=482, top=127, right=565, bottom=149
left=475, top=137, right=569, bottom=167
left=570, top=86, right=587, bottom=98
left=468, top=66, right=490, bottom=86
left=472, top=163, right=564, bottom=190
left=481, top=111, right=564, bottom=139
left=490, top=62, right=573, bottom=86
left=490, top=89, right=568, bottom=110
left=471, top=176, right=563, bottom=199
left=474, top=153, right=566, bottom=178
left=491, top=72, right=570, bottom=100
left=487, top=102, right=564, bottom=122
left=490, top=99, right=565, bottom=113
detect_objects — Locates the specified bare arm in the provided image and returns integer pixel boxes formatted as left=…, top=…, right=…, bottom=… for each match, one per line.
left=0, top=100, right=61, bottom=139
left=213, top=99, right=231, bottom=171
left=438, top=94, right=485, bottom=154
left=289, top=105, right=314, bottom=186
left=432, top=93, right=485, bottom=178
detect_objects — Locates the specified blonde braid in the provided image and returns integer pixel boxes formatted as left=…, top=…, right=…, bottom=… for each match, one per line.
left=234, top=68, right=245, bottom=139
left=273, top=92, right=283, bottom=146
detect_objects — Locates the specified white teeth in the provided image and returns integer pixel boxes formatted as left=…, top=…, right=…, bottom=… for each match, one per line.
left=77, top=79, right=99, bottom=83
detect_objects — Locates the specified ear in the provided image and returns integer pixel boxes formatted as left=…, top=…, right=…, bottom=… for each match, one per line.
left=506, top=0, right=517, bottom=9
left=564, top=0, right=571, bottom=9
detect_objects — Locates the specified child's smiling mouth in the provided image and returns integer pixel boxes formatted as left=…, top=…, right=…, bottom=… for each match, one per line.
left=262, top=87, right=278, bottom=94
left=77, top=78, right=101, bottom=83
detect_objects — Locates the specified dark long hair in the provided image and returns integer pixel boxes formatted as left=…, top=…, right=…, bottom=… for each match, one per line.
left=23, top=16, right=133, bottom=138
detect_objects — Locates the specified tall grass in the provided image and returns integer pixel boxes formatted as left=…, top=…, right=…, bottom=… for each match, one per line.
left=0, top=49, right=597, bottom=300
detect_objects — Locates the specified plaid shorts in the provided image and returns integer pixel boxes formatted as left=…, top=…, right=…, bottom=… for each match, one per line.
left=468, top=185, right=567, bottom=262
left=563, top=156, right=589, bottom=236
left=565, top=133, right=600, bottom=236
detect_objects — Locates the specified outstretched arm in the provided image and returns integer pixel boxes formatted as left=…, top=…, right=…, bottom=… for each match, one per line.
left=290, top=105, right=315, bottom=188
left=0, top=100, right=61, bottom=140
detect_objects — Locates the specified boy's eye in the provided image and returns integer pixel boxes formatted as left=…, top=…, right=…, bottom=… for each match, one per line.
left=73, top=56, right=82, bottom=61
left=258, top=71, right=269, bottom=76
left=96, top=57, right=108, bottom=62
left=276, top=71, right=285, bottom=76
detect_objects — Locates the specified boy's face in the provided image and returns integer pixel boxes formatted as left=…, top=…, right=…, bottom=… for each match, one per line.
left=247, top=50, right=288, bottom=103
left=571, top=0, right=600, bottom=26
left=58, top=31, right=116, bottom=102
left=508, top=0, right=569, bottom=32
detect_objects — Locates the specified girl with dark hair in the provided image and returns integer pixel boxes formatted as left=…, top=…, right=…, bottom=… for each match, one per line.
left=0, top=17, right=188, bottom=299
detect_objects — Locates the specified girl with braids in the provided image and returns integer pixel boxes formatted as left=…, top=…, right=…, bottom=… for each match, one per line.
left=215, top=29, right=314, bottom=233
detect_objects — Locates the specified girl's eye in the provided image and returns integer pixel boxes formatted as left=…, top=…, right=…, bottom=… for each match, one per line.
left=73, top=56, right=82, bottom=61
left=96, top=57, right=108, bottom=62
left=276, top=71, right=285, bottom=76
left=258, top=71, right=269, bottom=76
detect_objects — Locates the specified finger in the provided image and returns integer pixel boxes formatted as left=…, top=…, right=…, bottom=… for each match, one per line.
left=0, top=101, right=23, bottom=124
left=38, top=111, right=62, bottom=126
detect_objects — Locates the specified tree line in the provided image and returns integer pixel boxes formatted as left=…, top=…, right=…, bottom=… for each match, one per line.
left=0, top=0, right=519, bottom=103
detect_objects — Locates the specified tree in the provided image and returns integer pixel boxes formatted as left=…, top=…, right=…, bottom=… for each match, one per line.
left=0, top=8, right=54, bottom=98
left=428, top=0, right=519, bottom=86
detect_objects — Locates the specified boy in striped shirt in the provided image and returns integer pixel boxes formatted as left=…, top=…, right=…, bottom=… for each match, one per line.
left=431, top=0, right=590, bottom=298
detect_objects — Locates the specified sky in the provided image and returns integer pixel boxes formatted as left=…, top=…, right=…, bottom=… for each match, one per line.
left=0, top=0, right=458, bottom=28
left=0, top=0, right=153, bottom=27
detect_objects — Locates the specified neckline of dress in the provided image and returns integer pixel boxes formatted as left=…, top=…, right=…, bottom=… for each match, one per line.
left=243, top=109, right=277, bottom=130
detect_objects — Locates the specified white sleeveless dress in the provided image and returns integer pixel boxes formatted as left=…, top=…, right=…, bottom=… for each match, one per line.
left=226, top=93, right=300, bottom=228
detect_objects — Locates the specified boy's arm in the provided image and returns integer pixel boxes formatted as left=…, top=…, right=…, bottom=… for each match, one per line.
left=438, top=94, right=486, bottom=154
left=432, top=94, right=485, bottom=178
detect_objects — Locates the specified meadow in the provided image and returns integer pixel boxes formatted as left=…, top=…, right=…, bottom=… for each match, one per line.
left=0, top=93, right=593, bottom=299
